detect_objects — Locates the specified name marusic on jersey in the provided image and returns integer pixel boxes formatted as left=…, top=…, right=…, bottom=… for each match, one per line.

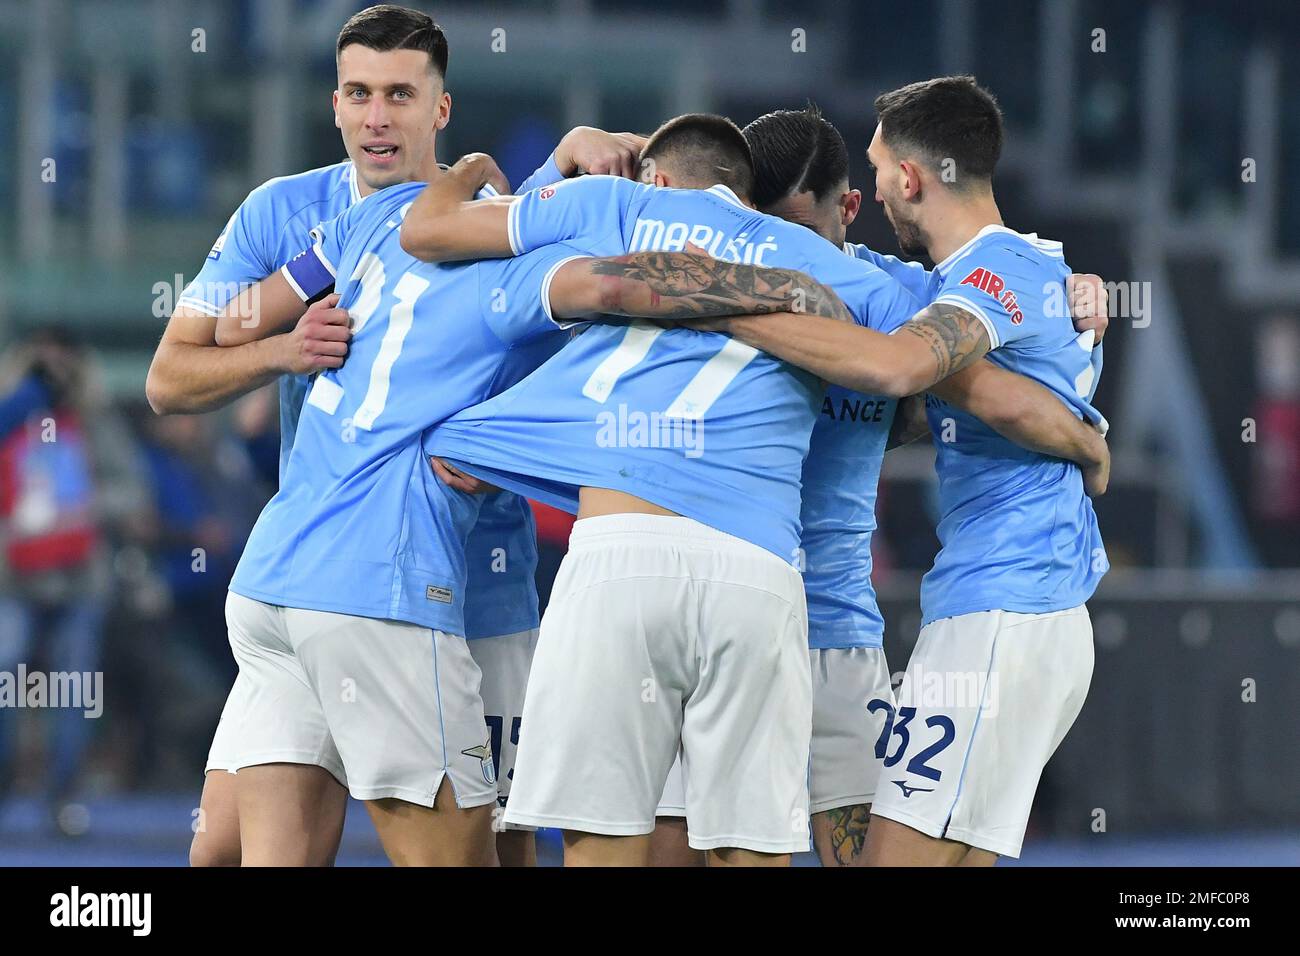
left=629, top=217, right=779, bottom=264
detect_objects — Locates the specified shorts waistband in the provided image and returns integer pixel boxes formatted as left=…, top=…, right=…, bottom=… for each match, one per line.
left=568, top=514, right=793, bottom=567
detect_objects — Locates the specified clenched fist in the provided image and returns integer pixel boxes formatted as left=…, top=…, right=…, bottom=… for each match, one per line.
left=1068, top=273, right=1109, bottom=341
left=554, top=127, right=648, bottom=181
left=455, top=152, right=512, bottom=197
left=280, top=293, right=351, bottom=374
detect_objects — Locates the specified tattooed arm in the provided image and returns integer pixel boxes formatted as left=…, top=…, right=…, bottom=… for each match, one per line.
left=707, top=303, right=1111, bottom=492
left=929, top=363, right=1110, bottom=493
left=702, top=301, right=988, bottom=396
left=546, top=252, right=851, bottom=323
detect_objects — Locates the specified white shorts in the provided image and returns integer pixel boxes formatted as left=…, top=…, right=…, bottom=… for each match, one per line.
left=868, top=605, right=1094, bottom=858
left=204, top=592, right=498, bottom=810
left=659, top=645, right=895, bottom=819
left=467, top=628, right=538, bottom=828
left=502, top=514, right=812, bottom=854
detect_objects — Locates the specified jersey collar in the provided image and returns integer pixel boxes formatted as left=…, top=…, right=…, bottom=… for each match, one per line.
left=347, top=163, right=362, bottom=204
left=707, top=184, right=749, bottom=210
left=933, top=223, right=1061, bottom=276
left=349, top=162, right=482, bottom=203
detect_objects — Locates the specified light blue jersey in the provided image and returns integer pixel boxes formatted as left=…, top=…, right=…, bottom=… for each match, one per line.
left=175, top=159, right=524, bottom=480
left=856, top=226, right=1107, bottom=624
left=787, top=240, right=921, bottom=649
left=427, top=176, right=919, bottom=562
left=799, top=384, right=898, bottom=649
left=229, top=181, right=582, bottom=636
left=178, top=161, right=361, bottom=480
left=463, top=489, right=542, bottom=638
left=181, top=159, right=567, bottom=639
left=843, top=241, right=933, bottom=303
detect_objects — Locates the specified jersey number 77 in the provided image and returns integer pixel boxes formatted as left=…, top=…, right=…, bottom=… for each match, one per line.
left=581, top=321, right=758, bottom=419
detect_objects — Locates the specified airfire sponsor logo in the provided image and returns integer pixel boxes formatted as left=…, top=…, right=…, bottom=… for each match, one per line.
left=959, top=266, right=1024, bottom=324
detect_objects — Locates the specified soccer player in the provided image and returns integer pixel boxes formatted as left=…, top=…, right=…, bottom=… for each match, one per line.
left=144, top=4, right=644, bottom=866
left=649, top=104, right=1109, bottom=867
left=208, top=154, right=849, bottom=865
left=400, top=114, right=942, bottom=866
left=675, top=78, right=1109, bottom=865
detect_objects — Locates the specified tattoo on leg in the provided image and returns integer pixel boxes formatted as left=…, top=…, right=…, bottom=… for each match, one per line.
left=827, top=804, right=873, bottom=865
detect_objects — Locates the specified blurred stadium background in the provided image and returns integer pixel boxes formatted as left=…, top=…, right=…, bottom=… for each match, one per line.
left=0, top=0, right=1298, bottom=865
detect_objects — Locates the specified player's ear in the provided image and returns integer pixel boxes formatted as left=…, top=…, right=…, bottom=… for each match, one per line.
left=899, top=160, right=922, bottom=201
left=841, top=189, right=862, bottom=227
left=435, top=90, right=451, bottom=131
left=653, top=170, right=670, bottom=188
left=332, top=89, right=341, bottom=129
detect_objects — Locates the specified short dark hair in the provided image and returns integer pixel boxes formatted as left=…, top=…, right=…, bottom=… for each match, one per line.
left=873, top=75, right=1003, bottom=189
left=336, top=4, right=449, bottom=79
left=640, top=113, right=755, bottom=198
left=743, top=104, right=849, bottom=207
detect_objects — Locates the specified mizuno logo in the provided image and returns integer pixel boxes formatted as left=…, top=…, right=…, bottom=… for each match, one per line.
left=892, top=780, right=935, bottom=799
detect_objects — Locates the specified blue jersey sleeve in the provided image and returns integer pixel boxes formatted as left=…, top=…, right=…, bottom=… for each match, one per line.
left=177, top=186, right=279, bottom=315
left=279, top=205, right=353, bottom=302
left=844, top=242, right=932, bottom=303
left=477, top=242, right=591, bottom=343
left=933, top=244, right=1041, bottom=351
left=505, top=175, right=638, bottom=255
left=823, top=252, right=922, bottom=334
left=308, top=204, right=352, bottom=279
left=513, top=153, right=566, bottom=196
left=868, top=275, right=923, bottom=334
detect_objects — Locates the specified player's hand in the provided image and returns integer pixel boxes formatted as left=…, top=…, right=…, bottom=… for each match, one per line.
left=1082, top=434, right=1110, bottom=497
left=1068, top=273, right=1109, bottom=342
left=430, top=456, right=501, bottom=495
left=555, top=127, right=647, bottom=181
left=281, top=294, right=351, bottom=374
left=456, top=152, right=511, bottom=197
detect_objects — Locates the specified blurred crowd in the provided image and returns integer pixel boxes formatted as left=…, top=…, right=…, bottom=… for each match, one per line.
left=0, top=327, right=274, bottom=828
